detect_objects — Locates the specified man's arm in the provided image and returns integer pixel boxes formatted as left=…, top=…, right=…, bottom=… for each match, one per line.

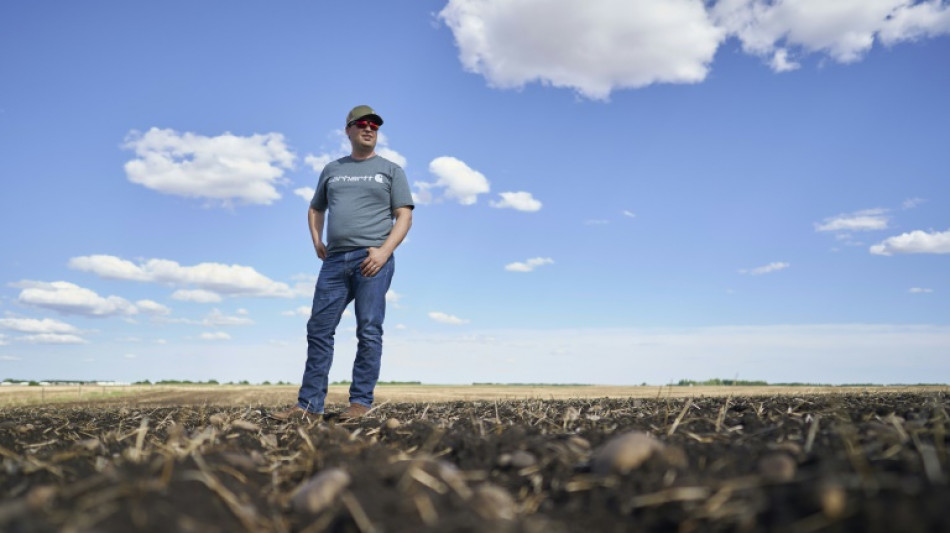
left=361, top=207, right=413, bottom=276
left=308, top=207, right=327, bottom=260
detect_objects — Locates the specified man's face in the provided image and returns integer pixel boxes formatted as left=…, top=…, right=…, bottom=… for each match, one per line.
left=346, top=118, right=379, bottom=151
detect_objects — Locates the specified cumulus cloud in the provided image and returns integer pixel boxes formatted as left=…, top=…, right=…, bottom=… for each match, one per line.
left=305, top=130, right=406, bottom=174
left=15, top=281, right=138, bottom=317
left=136, top=300, right=171, bottom=316
left=815, top=209, right=889, bottom=232
left=171, top=289, right=223, bottom=303
left=429, top=311, right=470, bottom=325
left=505, top=257, right=555, bottom=273
left=294, top=187, right=315, bottom=203
left=870, top=228, right=950, bottom=255
left=439, top=0, right=724, bottom=99
left=122, top=127, right=295, bottom=206
left=440, top=0, right=950, bottom=96
left=739, top=262, right=790, bottom=275
left=0, top=317, right=79, bottom=334
left=712, top=0, right=950, bottom=70
left=415, top=156, right=490, bottom=205
left=386, top=290, right=404, bottom=308
left=69, top=255, right=293, bottom=298
left=490, top=191, right=542, bottom=212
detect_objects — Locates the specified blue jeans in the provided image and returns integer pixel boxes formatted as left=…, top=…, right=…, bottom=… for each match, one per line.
left=297, top=248, right=394, bottom=414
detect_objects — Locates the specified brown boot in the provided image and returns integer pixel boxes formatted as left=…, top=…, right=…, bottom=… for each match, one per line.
left=268, top=406, right=322, bottom=423
left=338, top=403, right=370, bottom=421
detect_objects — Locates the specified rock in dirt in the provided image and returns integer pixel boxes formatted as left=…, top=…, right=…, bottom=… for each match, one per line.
left=757, top=453, right=797, bottom=483
left=592, top=431, right=664, bottom=475
left=230, top=419, right=260, bottom=432
left=291, top=467, right=351, bottom=514
left=818, top=480, right=847, bottom=518
left=472, top=483, right=518, bottom=521
left=499, top=450, right=538, bottom=469
left=384, top=418, right=402, bottom=429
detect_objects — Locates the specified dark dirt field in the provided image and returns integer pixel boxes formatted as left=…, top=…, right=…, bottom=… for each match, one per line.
left=1, top=392, right=948, bottom=532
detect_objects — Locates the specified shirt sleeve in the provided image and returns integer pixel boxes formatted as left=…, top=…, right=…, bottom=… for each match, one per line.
left=310, top=167, right=330, bottom=211
left=390, top=165, right=415, bottom=211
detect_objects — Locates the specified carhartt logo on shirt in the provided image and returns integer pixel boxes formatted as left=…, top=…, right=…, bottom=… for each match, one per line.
left=329, top=174, right=386, bottom=184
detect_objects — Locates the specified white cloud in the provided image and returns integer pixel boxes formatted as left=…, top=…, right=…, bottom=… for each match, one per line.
left=122, top=127, right=295, bottom=206
left=490, top=191, right=542, bottom=212
left=0, top=317, right=79, bottom=334
left=305, top=130, right=406, bottom=174
left=909, top=287, right=933, bottom=293
left=203, top=309, right=254, bottom=327
left=136, top=299, right=171, bottom=316
left=441, top=0, right=950, bottom=97
left=200, top=331, right=232, bottom=341
left=505, top=257, right=555, bottom=273
left=770, top=48, right=800, bottom=71
left=585, top=219, right=609, bottom=225
left=622, top=210, right=637, bottom=218
left=870, top=228, right=950, bottom=255
left=123, top=353, right=137, bottom=359
left=16, top=281, right=138, bottom=317
left=440, top=0, right=724, bottom=99
left=19, top=333, right=88, bottom=345
left=171, top=289, right=223, bottom=303
left=712, top=0, right=950, bottom=70
left=386, top=290, right=404, bottom=308
left=282, top=306, right=311, bottom=317
left=294, top=187, right=315, bottom=202
left=0, top=334, right=8, bottom=346
left=415, top=156, right=490, bottom=205
left=429, top=311, right=470, bottom=325
left=69, top=255, right=293, bottom=298
left=739, top=262, right=790, bottom=275
left=815, top=208, right=889, bottom=232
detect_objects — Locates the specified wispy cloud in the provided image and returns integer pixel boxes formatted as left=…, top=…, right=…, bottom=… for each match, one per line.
left=428, top=311, right=470, bottom=325
left=69, top=255, right=293, bottom=298
left=909, top=287, right=933, bottom=294
left=815, top=209, right=889, bottom=232
left=505, top=257, right=554, bottom=273
left=739, top=262, right=790, bottom=275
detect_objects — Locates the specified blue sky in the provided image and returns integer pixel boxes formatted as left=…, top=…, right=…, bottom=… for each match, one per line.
left=1, top=1, right=948, bottom=385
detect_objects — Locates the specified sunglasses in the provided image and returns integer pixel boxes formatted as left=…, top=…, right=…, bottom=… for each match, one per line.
left=348, top=120, right=380, bottom=131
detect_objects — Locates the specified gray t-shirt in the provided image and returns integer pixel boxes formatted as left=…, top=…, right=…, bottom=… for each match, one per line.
left=310, top=155, right=414, bottom=255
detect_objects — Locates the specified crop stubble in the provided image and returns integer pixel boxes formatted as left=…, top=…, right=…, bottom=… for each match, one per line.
left=0, top=389, right=948, bottom=532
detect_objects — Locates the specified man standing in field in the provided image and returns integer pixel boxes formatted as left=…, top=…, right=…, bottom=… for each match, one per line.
left=271, top=105, right=414, bottom=422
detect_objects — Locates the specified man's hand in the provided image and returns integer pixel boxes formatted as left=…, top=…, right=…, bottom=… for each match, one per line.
left=314, top=240, right=327, bottom=261
left=361, top=247, right=390, bottom=277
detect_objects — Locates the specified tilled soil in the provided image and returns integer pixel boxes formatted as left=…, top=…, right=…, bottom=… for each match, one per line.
left=0, top=392, right=947, bottom=532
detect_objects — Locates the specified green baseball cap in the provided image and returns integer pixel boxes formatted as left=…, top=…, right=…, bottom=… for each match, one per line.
left=346, top=105, right=383, bottom=126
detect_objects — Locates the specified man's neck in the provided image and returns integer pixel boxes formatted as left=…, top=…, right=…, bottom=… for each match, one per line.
left=350, top=149, right=376, bottom=161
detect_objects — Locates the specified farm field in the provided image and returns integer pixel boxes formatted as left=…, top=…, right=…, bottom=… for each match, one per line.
left=0, top=387, right=947, bottom=532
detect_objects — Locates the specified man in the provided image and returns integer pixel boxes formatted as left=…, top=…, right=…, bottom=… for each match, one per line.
left=272, top=105, right=414, bottom=422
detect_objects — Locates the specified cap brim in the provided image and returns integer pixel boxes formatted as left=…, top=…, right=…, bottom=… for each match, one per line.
left=355, top=113, right=383, bottom=126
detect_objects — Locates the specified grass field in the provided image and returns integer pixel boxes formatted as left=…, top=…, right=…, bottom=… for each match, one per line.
left=1, top=383, right=946, bottom=407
